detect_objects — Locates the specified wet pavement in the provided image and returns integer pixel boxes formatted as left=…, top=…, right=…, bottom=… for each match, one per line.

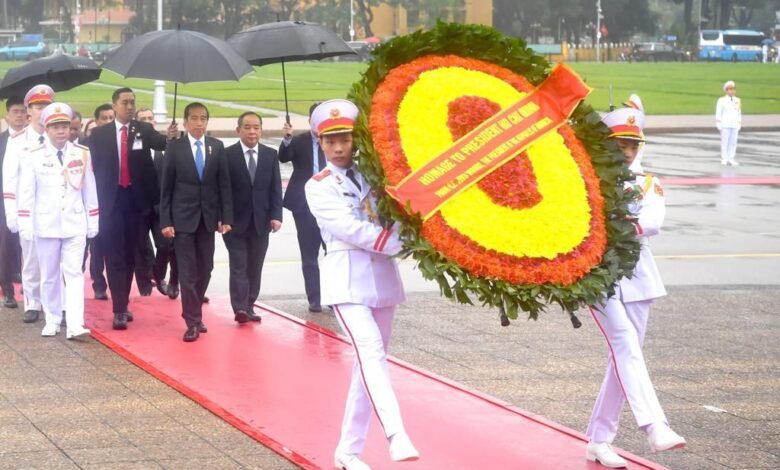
left=0, top=131, right=778, bottom=469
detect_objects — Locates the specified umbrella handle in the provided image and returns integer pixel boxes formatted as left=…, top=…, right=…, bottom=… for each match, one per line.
left=172, top=82, right=178, bottom=125
left=281, top=59, right=290, bottom=124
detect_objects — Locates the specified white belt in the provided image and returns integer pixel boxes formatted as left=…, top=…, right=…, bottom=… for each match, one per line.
left=326, top=239, right=359, bottom=253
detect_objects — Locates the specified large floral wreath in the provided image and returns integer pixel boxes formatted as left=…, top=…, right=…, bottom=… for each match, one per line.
left=349, top=22, right=640, bottom=321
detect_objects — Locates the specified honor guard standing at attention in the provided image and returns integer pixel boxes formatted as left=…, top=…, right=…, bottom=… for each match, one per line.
left=17, top=103, right=98, bottom=339
left=2, top=84, right=55, bottom=324
left=715, top=80, right=741, bottom=166
left=584, top=107, right=685, bottom=468
left=1, top=95, right=27, bottom=309
left=304, top=99, right=419, bottom=470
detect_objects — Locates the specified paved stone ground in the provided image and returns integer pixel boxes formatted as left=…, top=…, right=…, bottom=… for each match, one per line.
left=2, top=285, right=777, bottom=469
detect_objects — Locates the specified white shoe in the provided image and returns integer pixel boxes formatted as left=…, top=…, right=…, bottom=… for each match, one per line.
left=41, top=323, right=61, bottom=337
left=389, top=432, right=419, bottom=462
left=66, top=327, right=91, bottom=340
left=334, top=452, right=371, bottom=470
left=730, top=161, right=739, bottom=166
left=586, top=442, right=628, bottom=468
left=647, top=424, right=686, bottom=452
left=721, top=160, right=727, bottom=165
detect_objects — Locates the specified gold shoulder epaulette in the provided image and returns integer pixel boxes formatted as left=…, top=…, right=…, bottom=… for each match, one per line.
left=10, top=129, right=25, bottom=138
left=73, top=142, right=89, bottom=150
left=28, top=143, right=45, bottom=152
left=311, top=168, right=331, bottom=182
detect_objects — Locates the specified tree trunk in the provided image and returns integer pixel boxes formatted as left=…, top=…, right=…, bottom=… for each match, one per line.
left=355, top=0, right=374, bottom=38
left=719, top=0, right=732, bottom=29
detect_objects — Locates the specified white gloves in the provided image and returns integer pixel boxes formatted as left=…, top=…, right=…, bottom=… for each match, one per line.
left=87, top=230, right=98, bottom=239
left=6, top=219, right=18, bottom=233
left=19, top=230, right=32, bottom=241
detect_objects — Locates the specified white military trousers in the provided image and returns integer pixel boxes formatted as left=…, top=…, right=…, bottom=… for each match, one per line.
left=586, top=299, right=667, bottom=443
left=20, top=236, right=41, bottom=311
left=720, top=127, right=739, bottom=163
left=333, top=303, right=405, bottom=455
left=36, top=236, right=86, bottom=329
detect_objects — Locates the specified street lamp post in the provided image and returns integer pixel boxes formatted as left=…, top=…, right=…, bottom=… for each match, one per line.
left=596, top=0, right=602, bottom=62
left=152, top=0, right=167, bottom=123
left=349, top=0, right=355, bottom=41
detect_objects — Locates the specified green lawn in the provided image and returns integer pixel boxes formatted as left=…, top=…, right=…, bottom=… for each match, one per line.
left=1, top=60, right=778, bottom=118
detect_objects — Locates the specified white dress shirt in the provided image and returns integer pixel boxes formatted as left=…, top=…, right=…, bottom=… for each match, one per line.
left=239, top=140, right=259, bottom=173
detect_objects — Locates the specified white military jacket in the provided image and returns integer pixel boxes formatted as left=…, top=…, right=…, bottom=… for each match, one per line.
left=305, top=163, right=405, bottom=308
left=2, top=126, right=47, bottom=232
left=716, top=95, right=741, bottom=129
left=617, top=173, right=667, bottom=303
left=17, top=141, right=99, bottom=239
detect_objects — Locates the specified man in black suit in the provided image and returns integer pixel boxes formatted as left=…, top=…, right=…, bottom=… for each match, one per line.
left=223, top=112, right=282, bottom=324
left=136, top=108, right=178, bottom=299
left=88, top=87, right=176, bottom=329
left=0, top=96, right=27, bottom=308
left=280, top=103, right=324, bottom=312
left=84, top=103, right=117, bottom=300
left=160, top=102, right=233, bottom=342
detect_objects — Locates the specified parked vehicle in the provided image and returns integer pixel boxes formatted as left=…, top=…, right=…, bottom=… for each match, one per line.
left=699, top=29, right=764, bottom=62
left=0, top=41, right=49, bottom=61
left=630, top=42, right=690, bottom=62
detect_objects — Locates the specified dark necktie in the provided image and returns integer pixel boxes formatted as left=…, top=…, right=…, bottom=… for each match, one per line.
left=346, top=169, right=361, bottom=191
left=119, top=125, right=130, bottom=187
left=38, top=135, right=44, bottom=145
left=57, top=150, right=63, bottom=166
left=247, top=149, right=257, bottom=185
left=317, top=145, right=326, bottom=172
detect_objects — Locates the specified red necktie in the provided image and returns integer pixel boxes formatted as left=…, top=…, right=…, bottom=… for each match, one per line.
left=119, top=125, right=130, bottom=187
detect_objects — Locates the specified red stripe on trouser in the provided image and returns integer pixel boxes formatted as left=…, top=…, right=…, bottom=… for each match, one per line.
left=589, top=307, right=633, bottom=411
left=333, top=304, right=388, bottom=434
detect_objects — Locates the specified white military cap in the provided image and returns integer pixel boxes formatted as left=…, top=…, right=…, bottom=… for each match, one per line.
left=24, top=84, right=55, bottom=107
left=622, top=94, right=644, bottom=112
left=311, top=99, right=358, bottom=137
left=601, top=107, right=645, bottom=142
left=40, top=102, right=73, bottom=126
left=723, top=80, right=735, bottom=92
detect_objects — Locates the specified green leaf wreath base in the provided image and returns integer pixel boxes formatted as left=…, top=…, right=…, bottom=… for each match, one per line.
left=348, top=22, right=640, bottom=321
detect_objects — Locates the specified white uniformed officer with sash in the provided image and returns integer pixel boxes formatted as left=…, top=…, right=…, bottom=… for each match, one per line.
left=304, top=99, right=419, bottom=470
left=2, top=84, right=55, bottom=323
left=18, top=102, right=98, bottom=339
left=584, top=107, right=685, bottom=468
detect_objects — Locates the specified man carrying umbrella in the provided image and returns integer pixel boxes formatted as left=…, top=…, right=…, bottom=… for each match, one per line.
left=88, top=87, right=177, bottom=330
left=3, top=85, right=55, bottom=324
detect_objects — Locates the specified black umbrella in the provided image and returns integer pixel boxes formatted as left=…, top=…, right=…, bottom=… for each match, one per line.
left=228, top=21, right=357, bottom=122
left=102, top=28, right=253, bottom=122
left=0, top=53, right=102, bottom=99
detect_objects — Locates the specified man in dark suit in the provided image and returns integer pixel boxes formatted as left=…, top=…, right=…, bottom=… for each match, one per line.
left=136, top=108, right=178, bottom=299
left=223, top=112, right=282, bottom=324
left=0, top=96, right=27, bottom=308
left=88, top=87, right=176, bottom=329
left=280, top=102, right=324, bottom=312
left=160, top=102, right=233, bottom=342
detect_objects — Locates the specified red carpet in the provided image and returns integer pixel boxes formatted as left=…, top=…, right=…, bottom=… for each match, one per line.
left=85, top=295, right=666, bottom=469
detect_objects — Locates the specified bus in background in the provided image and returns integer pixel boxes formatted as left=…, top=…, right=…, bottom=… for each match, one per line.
left=699, top=29, right=764, bottom=62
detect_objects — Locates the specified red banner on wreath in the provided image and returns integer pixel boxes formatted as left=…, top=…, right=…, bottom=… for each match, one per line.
left=385, top=64, right=591, bottom=220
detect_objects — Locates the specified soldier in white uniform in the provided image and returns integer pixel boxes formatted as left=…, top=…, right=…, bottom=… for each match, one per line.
left=304, top=99, right=419, bottom=470
left=715, top=80, right=741, bottom=166
left=2, top=85, right=54, bottom=323
left=585, top=107, right=686, bottom=468
left=17, top=103, right=98, bottom=339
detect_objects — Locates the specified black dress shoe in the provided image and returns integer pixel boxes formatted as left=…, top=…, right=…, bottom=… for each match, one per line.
left=308, top=304, right=322, bottom=313
left=183, top=325, right=200, bottom=342
left=3, top=295, right=18, bottom=308
left=61, top=312, right=67, bottom=327
left=234, top=310, right=249, bottom=324
left=247, top=311, right=262, bottom=323
left=155, top=279, right=169, bottom=296
left=112, top=313, right=128, bottom=330
left=139, top=285, right=152, bottom=296
left=94, top=289, right=108, bottom=300
left=23, top=309, right=39, bottom=323
left=198, top=322, right=208, bottom=333
left=202, top=296, right=210, bottom=304
left=167, top=284, right=179, bottom=299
